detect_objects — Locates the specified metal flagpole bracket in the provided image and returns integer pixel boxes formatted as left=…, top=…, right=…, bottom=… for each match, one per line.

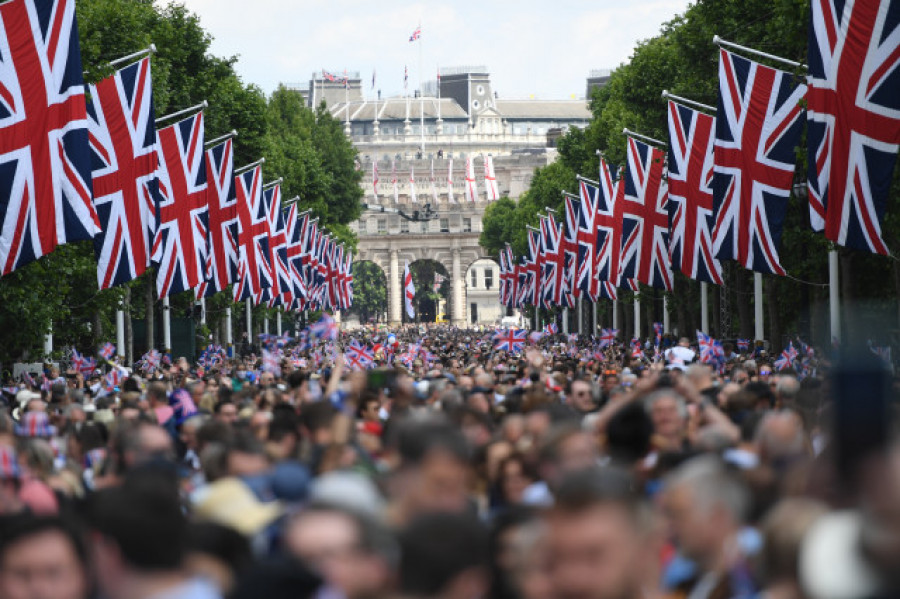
left=661, top=90, right=717, bottom=114
left=205, top=130, right=238, bottom=148
left=108, top=44, right=157, bottom=68
left=284, top=196, right=302, bottom=205
left=157, top=100, right=208, bottom=126
left=712, top=35, right=807, bottom=70
left=562, top=191, right=579, bottom=199
left=544, top=207, right=556, bottom=214
left=623, top=128, right=667, bottom=148
left=234, top=157, right=265, bottom=175
left=263, top=177, right=284, bottom=190
left=576, top=174, right=601, bottom=186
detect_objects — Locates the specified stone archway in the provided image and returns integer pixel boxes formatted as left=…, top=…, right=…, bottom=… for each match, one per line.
left=356, top=231, right=489, bottom=326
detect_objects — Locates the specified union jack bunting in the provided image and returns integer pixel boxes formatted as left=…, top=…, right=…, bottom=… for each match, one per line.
left=666, top=101, right=723, bottom=285
left=464, top=155, right=478, bottom=203
left=433, top=271, right=445, bottom=294
left=619, top=137, right=673, bottom=290
left=87, top=57, right=158, bottom=289
left=0, top=0, right=99, bottom=276
left=233, top=165, right=272, bottom=302
left=598, top=328, right=619, bottom=348
left=712, top=49, right=807, bottom=276
left=197, top=138, right=237, bottom=298
left=807, top=0, right=900, bottom=255
left=493, top=329, right=527, bottom=354
left=152, top=112, right=209, bottom=298
left=284, top=205, right=309, bottom=306
left=483, top=155, right=499, bottom=201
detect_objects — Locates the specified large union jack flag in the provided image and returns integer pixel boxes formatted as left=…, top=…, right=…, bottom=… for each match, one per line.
left=578, top=163, right=620, bottom=300
left=88, top=57, right=158, bottom=290
left=807, top=0, right=900, bottom=255
left=712, top=49, right=807, bottom=276
left=197, top=138, right=236, bottom=298
left=539, top=213, right=566, bottom=308
left=667, top=100, right=723, bottom=285
left=257, top=184, right=291, bottom=307
left=151, top=112, right=208, bottom=297
left=0, top=0, right=99, bottom=276
left=284, top=204, right=308, bottom=308
left=619, top=137, right=673, bottom=291
left=233, top=165, right=272, bottom=302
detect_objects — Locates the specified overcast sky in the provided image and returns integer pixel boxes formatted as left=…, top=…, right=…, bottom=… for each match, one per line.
left=178, top=0, right=694, bottom=100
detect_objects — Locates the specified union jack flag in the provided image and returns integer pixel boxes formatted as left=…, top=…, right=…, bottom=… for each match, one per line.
left=0, top=0, right=99, bottom=276
left=261, top=348, right=282, bottom=377
left=104, top=367, right=125, bottom=392
left=544, top=322, right=559, bottom=335
left=619, top=137, right=673, bottom=291
left=169, top=387, right=197, bottom=422
left=494, top=329, right=527, bottom=354
left=151, top=112, right=209, bottom=297
left=631, top=338, right=644, bottom=359
left=737, top=338, right=751, bottom=352
left=233, top=165, right=272, bottom=302
left=666, top=100, right=723, bottom=285
left=259, top=184, right=291, bottom=306
left=284, top=204, right=309, bottom=305
left=309, top=312, right=338, bottom=342
left=869, top=341, right=893, bottom=368
left=653, top=322, right=663, bottom=345
left=598, top=328, right=619, bottom=348
left=197, top=138, right=237, bottom=298
left=87, top=57, right=158, bottom=289
left=807, top=0, right=900, bottom=255
left=712, top=49, right=806, bottom=276
left=409, top=26, right=421, bottom=42
left=577, top=169, right=618, bottom=300
left=697, top=330, right=724, bottom=369
left=345, top=339, right=375, bottom=370
left=774, top=342, right=800, bottom=371
left=139, top=348, right=161, bottom=373
left=539, top=213, right=567, bottom=308
left=99, top=342, right=116, bottom=360
left=562, top=194, right=581, bottom=302
left=70, top=349, right=96, bottom=375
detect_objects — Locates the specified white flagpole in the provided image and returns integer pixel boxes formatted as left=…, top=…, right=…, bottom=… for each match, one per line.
left=634, top=297, right=641, bottom=340
left=44, top=322, right=53, bottom=358
left=713, top=35, right=807, bottom=70
left=246, top=297, right=252, bottom=339
left=116, top=302, right=125, bottom=358
left=419, top=21, right=425, bottom=154
left=829, top=249, right=841, bottom=344
left=162, top=296, right=172, bottom=352
left=107, top=44, right=156, bottom=68
left=701, top=282, right=710, bottom=333
left=663, top=295, right=670, bottom=334
left=592, top=301, right=597, bottom=335
left=157, top=100, right=207, bottom=126
left=225, top=306, right=233, bottom=355
left=276, top=311, right=282, bottom=336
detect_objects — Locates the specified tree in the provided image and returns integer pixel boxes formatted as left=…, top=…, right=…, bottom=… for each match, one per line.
left=349, top=262, right=386, bottom=323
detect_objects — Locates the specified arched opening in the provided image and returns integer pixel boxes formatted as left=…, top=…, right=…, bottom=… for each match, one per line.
left=465, top=257, right=502, bottom=325
left=347, top=261, right=387, bottom=325
left=407, top=259, right=450, bottom=323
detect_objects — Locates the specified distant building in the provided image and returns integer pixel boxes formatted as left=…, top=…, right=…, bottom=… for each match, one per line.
left=586, top=68, right=612, bottom=99
left=313, top=67, right=597, bottom=326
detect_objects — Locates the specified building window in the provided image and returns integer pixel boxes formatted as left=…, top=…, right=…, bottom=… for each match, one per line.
left=439, top=218, right=449, bottom=233
left=400, top=219, right=409, bottom=233
left=463, top=218, right=472, bottom=233
left=470, top=269, right=478, bottom=288
left=377, top=218, right=387, bottom=234
left=485, top=268, right=494, bottom=289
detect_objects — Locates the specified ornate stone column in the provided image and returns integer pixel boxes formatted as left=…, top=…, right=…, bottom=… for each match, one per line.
left=389, top=250, right=401, bottom=325
left=451, top=248, right=464, bottom=326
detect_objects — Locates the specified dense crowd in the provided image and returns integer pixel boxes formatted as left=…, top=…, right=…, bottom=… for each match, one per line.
left=0, top=324, right=897, bottom=599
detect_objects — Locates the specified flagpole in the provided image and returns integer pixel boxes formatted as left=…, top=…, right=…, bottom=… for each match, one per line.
left=205, top=130, right=238, bottom=149
left=622, top=127, right=666, bottom=148
left=263, top=177, right=283, bottom=190
left=156, top=100, right=207, bottom=125
left=276, top=311, right=282, bottom=336
left=829, top=249, right=841, bottom=344
left=612, top=299, right=619, bottom=330
left=577, top=299, right=583, bottom=336
left=44, top=322, right=53, bottom=358
left=754, top=273, right=764, bottom=341
left=116, top=298, right=125, bottom=359
left=634, top=296, right=641, bottom=340
left=246, top=298, right=252, bottom=340
left=592, top=301, right=597, bottom=335
left=419, top=21, right=425, bottom=155
left=108, top=44, right=157, bottom=68
left=162, top=296, right=172, bottom=352
left=661, top=90, right=716, bottom=114
left=562, top=309, right=569, bottom=335
left=712, top=35, right=807, bottom=70
left=663, top=295, right=670, bottom=334
left=701, top=282, right=710, bottom=333
left=235, top=157, right=265, bottom=175
left=225, top=306, right=233, bottom=356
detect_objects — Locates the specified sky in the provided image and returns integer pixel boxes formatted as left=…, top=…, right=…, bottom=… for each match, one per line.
left=178, top=0, right=694, bottom=101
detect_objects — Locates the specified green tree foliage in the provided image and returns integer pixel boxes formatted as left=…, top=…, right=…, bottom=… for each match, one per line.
left=481, top=0, right=898, bottom=346
left=349, top=262, right=387, bottom=324
left=408, top=260, right=449, bottom=323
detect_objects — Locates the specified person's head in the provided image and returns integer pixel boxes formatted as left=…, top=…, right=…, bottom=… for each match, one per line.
left=283, top=505, right=397, bottom=599
left=259, top=371, right=275, bottom=388
left=758, top=498, right=828, bottom=588
left=644, top=389, right=687, bottom=442
left=544, top=467, right=656, bottom=599
left=214, top=400, right=238, bottom=425
left=568, top=379, right=595, bottom=414
left=601, top=370, right=620, bottom=394
left=86, top=468, right=187, bottom=597
left=120, top=421, right=175, bottom=470
left=755, top=409, right=807, bottom=465
left=0, top=516, right=89, bottom=599
left=661, top=456, right=749, bottom=569
left=387, top=417, right=472, bottom=521
left=774, top=375, right=800, bottom=406
left=685, top=364, right=714, bottom=392
left=537, top=424, right=598, bottom=490
left=398, top=512, right=489, bottom=599
left=146, top=382, right=168, bottom=407
left=497, top=453, right=537, bottom=506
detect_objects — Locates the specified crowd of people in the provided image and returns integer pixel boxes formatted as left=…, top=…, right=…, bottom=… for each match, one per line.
left=0, top=323, right=898, bottom=599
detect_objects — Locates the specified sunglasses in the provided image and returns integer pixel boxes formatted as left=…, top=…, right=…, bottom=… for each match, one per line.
left=759, top=370, right=772, bottom=376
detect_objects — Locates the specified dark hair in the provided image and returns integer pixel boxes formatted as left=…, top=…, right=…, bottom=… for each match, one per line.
left=390, top=417, right=471, bottom=466
left=86, top=468, right=186, bottom=570
left=553, top=466, right=647, bottom=527
left=399, top=512, right=488, bottom=595
left=286, top=370, right=308, bottom=390
left=299, top=401, right=337, bottom=433
left=0, top=515, right=88, bottom=569
left=605, top=401, right=654, bottom=464
left=186, top=521, right=253, bottom=577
